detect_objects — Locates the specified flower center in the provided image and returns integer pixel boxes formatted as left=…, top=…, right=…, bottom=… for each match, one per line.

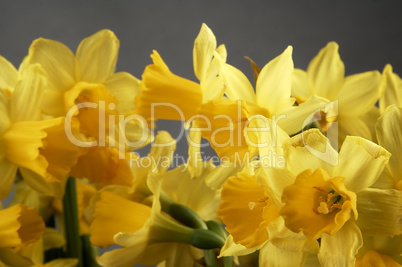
left=313, top=187, right=343, bottom=214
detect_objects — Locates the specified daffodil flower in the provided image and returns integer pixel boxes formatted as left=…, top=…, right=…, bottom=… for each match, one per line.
left=258, top=129, right=392, bottom=266
left=0, top=204, right=45, bottom=249
left=0, top=228, right=77, bottom=267
left=292, top=42, right=382, bottom=145
left=197, top=46, right=328, bottom=162
left=90, top=130, right=231, bottom=266
left=134, top=23, right=227, bottom=124
left=217, top=117, right=319, bottom=266
left=21, top=29, right=147, bottom=188
left=0, top=58, right=79, bottom=199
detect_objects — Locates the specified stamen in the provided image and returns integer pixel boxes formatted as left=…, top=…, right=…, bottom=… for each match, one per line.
left=317, top=202, right=329, bottom=214
left=313, top=187, right=343, bottom=215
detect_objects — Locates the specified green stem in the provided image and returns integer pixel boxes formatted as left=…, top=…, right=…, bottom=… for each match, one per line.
left=81, top=235, right=100, bottom=267
left=63, top=177, right=83, bottom=266
left=204, top=249, right=218, bottom=267
left=223, top=256, right=234, bottom=267
left=206, top=221, right=234, bottom=267
left=160, top=191, right=207, bottom=229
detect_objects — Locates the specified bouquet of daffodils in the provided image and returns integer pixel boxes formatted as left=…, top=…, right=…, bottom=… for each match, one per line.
left=0, top=24, right=401, bottom=267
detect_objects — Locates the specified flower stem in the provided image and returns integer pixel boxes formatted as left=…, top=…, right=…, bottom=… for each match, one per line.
left=204, top=249, right=218, bottom=267
left=63, top=177, right=83, bottom=266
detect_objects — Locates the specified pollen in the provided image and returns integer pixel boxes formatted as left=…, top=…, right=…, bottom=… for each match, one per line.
left=313, top=187, right=343, bottom=214
left=248, top=202, right=256, bottom=211
left=317, top=202, right=329, bottom=214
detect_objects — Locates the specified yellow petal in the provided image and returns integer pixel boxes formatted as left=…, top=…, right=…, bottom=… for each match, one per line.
left=291, top=68, right=311, bottom=103
left=334, top=136, right=390, bottom=193
left=318, top=220, right=362, bottom=266
left=373, top=166, right=399, bottom=189
left=259, top=242, right=305, bottom=267
left=162, top=165, right=219, bottom=222
left=201, top=50, right=226, bottom=102
left=0, top=89, right=11, bottom=136
left=223, top=63, right=256, bottom=103
left=97, top=241, right=172, bottom=267
left=379, top=64, right=402, bottom=113
left=64, top=81, right=118, bottom=139
left=4, top=117, right=75, bottom=184
left=46, top=259, right=79, bottom=267
left=256, top=167, right=295, bottom=209
left=42, top=228, right=65, bottom=251
left=0, top=247, right=33, bottom=266
left=40, top=119, right=79, bottom=183
left=376, top=105, right=402, bottom=182
left=4, top=121, right=50, bottom=179
left=256, top=46, right=293, bottom=111
left=280, top=169, right=356, bottom=240
left=70, top=146, right=133, bottom=188
left=20, top=168, right=66, bottom=197
left=134, top=50, right=202, bottom=122
left=41, top=89, right=65, bottom=117
left=282, top=129, right=337, bottom=174
left=337, top=114, right=374, bottom=146
left=216, top=44, right=227, bottom=62
left=11, top=64, right=46, bottom=122
left=193, top=23, right=217, bottom=83
left=337, top=70, right=382, bottom=115
left=187, top=121, right=203, bottom=178
left=356, top=250, right=401, bottom=267
left=148, top=131, right=176, bottom=174
left=103, top=71, right=140, bottom=114
left=278, top=95, right=329, bottom=135
left=204, top=161, right=242, bottom=190
left=22, top=38, right=75, bottom=92
left=219, top=234, right=260, bottom=258
left=0, top=204, right=45, bottom=248
left=163, top=243, right=201, bottom=267
left=356, top=188, right=402, bottom=236
left=245, top=115, right=289, bottom=169
left=75, top=29, right=119, bottom=83
left=197, top=99, right=267, bottom=162
left=90, top=191, right=152, bottom=247
left=217, top=172, right=279, bottom=248
left=0, top=159, right=17, bottom=200
left=0, top=55, right=18, bottom=91
left=307, top=42, right=344, bottom=100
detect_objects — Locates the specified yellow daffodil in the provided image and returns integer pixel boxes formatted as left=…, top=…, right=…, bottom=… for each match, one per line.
left=0, top=228, right=77, bottom=267
left=0, top=57, right=79, bottom=199
left=90, top=130, right=230, bottom=267
left=217, top=117, right=319, bottom=266
left=158, top=161, right=228, bottom=266
left=134, top=23, right=227, bottom=124
left=89, top=131, right=178, bottom=263
left=91, top=175, right=192, bottom=267
left=21, top=29, right=148, bottom=188
left=258, top=129, right=392, bottom=266
left=292, top=42, right=382, bottom=145
left=196, top=46, right=328, bottom=162
left=0, top=204, right=45, bottom=249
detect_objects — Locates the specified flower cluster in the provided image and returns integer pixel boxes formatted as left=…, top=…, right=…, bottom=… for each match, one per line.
left=0, top=24, right=401, bottom=267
